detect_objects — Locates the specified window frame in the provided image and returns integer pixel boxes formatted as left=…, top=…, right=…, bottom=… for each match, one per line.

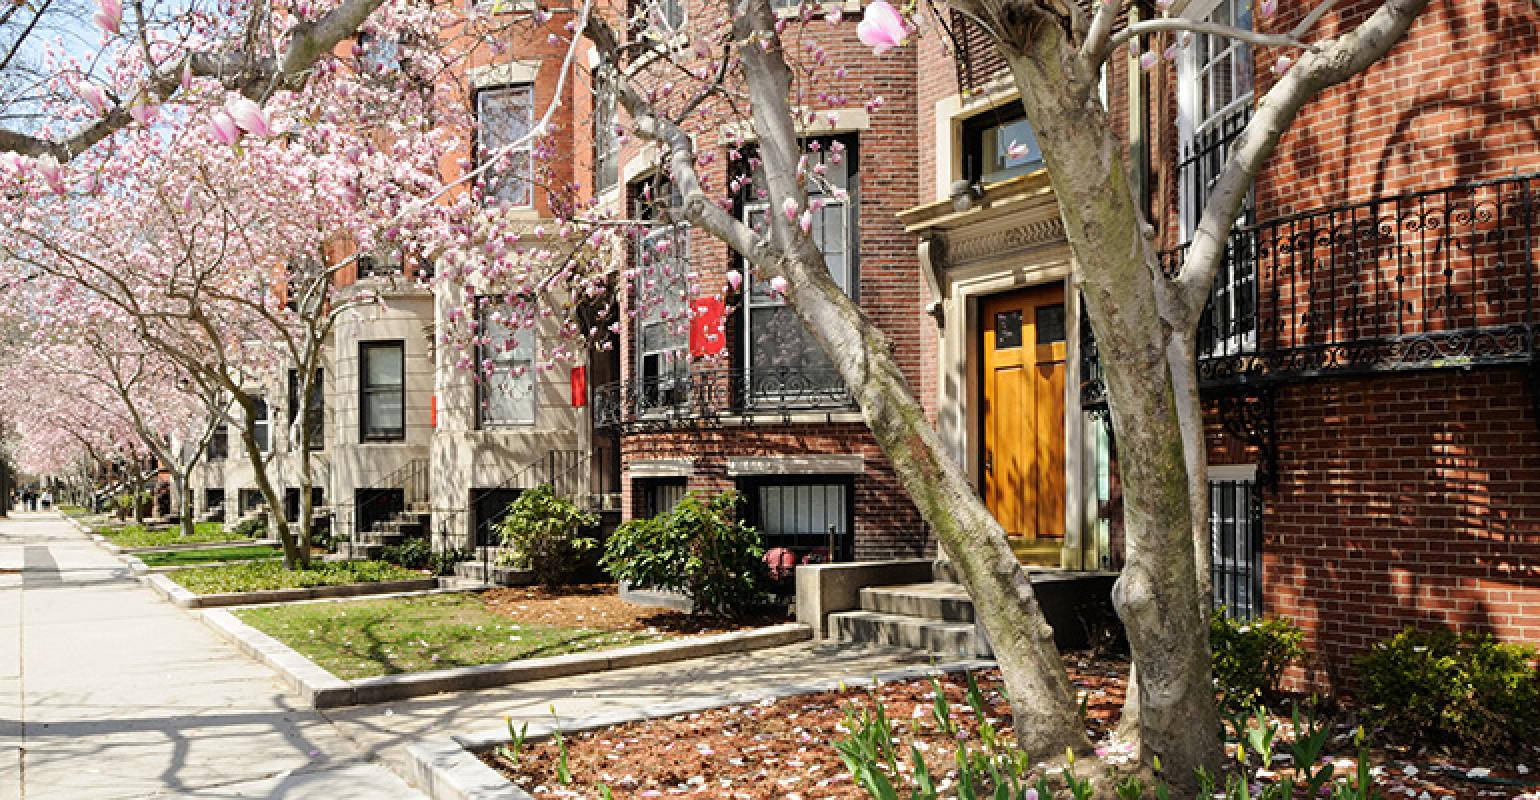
left=475, top=83, right=537, bottom=209
left=737, top=135, right=858, bottom=405
left=246, top=394, right=270, bottom=454
left=287, top=368, right=326, bottom=451
left=477, top=304, right=538, bottom=427
left=740, top=475, right=854, bottom=562
left=206, top=425, right=229, bottom=462
left=1209, top=465, right=1262, bottom=619
left=359, top=340, right=407, bottom=442
left=632, top=180, right=692, bottom=413
left=961, top=105, right=1044, bottom=186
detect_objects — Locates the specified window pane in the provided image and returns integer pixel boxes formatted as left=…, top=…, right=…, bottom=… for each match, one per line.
left=365, top=345, right=403, bottom=387
left=478, top=86, right=534, bottom=207
left=1036, top=304, right=1066, bottom=344
left=365, top=392, right=404, bottom=433
left=481, top=313, right=535, bottom=424
left=758, top=483, right=847, bottom=535
left=994, top=310, right=1023, bottom=349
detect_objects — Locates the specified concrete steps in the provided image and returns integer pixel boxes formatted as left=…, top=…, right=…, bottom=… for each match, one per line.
left=829, top=582, right=992, bottom=658
left=450, top=554, right=535, bottom=587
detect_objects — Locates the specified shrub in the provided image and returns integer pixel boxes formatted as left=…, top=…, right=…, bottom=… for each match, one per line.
left=600, top=491, right=767, bottom=618
left=1355, top=627, right=1540, bottom=753
left=230, top=516, right=265, bottom=538
left=381, top=537, right=432, bottom=570
left=1210, top=611, right=1305, bottom=711
left=430, top=546, right=473, bottom=576
left=497, top=485, right=599, bottom=587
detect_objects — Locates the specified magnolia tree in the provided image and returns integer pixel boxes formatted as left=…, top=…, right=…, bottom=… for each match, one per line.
left=0, top=294, right=224, bottom=535
left=0, top=0, right=489, bottom=567
left=427, top=0, right=1431, bottom=780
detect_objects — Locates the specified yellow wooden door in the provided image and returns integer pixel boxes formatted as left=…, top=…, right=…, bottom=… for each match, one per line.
left=981, top=285, right=1067, bottom=557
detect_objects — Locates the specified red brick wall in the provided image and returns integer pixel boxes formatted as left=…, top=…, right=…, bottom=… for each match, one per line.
left=621, top=425, right=933, bottom=559
left=1250, top=368, right=1540, bottom=686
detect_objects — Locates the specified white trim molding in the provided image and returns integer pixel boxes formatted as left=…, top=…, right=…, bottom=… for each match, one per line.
left=628, top=458, right=695, bottom=478
left=468, top=60, right=541, bottom=88
left=725, top=455, right=865, bottom=477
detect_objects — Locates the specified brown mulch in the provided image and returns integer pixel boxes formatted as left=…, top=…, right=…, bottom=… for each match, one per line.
left=480, top=584, right=791, bottom=636
left=482, top=656, right=1540, bottom=800
left=484, top=659, right=1127, bottom=800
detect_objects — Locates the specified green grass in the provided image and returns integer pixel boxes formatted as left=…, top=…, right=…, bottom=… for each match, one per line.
left=97, top=522, right=241, bottom=548
left=235, top=594, right=670, bottom=679
left=168, top=560, right=425, bottom=595
left=58, top=504, right=90, bottom=516
left=138, top=545, right=285, bottom=567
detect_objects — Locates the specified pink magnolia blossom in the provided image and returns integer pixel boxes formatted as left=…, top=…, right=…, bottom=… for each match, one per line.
left=33, top=154, right=65, bottom=194
left=208, top=110, right=240, bottom=145
left=129, top=101, right=158, bottom=126
left=93, top=0, right=122, bottom=35
left=798, top=210, right=813, bottom=234
left=1273, top=55, right=1293, bottom=74
left=769, top=275, right=789, bottom=297
left=857, top=1, right=907, bottom=56
left=79, top=83, right=109, bottom=116
left=1005, top=140, right=1030, bottom=161
left=225, top=95, right=272, bottom=137
left=1261, top=0, right=1277, bottom=18
left=782, top=196, right=798, bottom=222
left=725, top=269, right=744, bottom=293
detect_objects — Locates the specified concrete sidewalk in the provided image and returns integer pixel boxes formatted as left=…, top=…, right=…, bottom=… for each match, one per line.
left=0, top=511, right=424, bottom=799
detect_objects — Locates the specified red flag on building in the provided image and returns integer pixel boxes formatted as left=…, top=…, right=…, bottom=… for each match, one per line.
left=689, top=297, right=727, bottom=358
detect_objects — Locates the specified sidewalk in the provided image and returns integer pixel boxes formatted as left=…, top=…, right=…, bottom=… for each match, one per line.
left=0, top=511, right=424, bottom=799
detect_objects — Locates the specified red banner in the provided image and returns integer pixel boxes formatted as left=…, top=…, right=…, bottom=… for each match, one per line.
left=570, top=365, right=587, bottom=407
left=689, top=296, right=727, bottom=358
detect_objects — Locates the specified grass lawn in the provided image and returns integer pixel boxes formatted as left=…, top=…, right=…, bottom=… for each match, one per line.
left=58, top=505, right=90, bottom=516
left=97, top=522, right=240, bottom=548
left=168, top=560, right=425, bottom=595
left=234, top=593, right=671, bottom=679
left=137, top=544, right=285, bottom=567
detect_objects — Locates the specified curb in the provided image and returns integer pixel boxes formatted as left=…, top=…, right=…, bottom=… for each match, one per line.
left=145, top=573, right=440, bottom=608
left=403, top=658, right=996, bottom=800
left=199, top=608, right=812, bottom=709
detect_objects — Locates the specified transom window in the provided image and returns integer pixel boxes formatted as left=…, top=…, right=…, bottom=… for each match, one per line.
left=963, top=106, right=1043, bottom=186
left=360, top=341, right=406, bottom=441
left=740, top=137, right=856, bottom=403
left=479, top=306, right=537, bottom=426
left=477, top=84, right=535, bottom=208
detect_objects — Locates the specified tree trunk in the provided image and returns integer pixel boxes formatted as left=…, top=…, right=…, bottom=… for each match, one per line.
left=1000, top=28, right=1221, bottom=779
left=236, top=413, right=306, bottom=568
left=723, top=5, right=1088, bottom=758
left=177, top=473, right=196, bottom=538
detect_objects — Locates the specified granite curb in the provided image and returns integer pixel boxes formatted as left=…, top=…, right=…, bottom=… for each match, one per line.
left=199, top=608, right=812, bottom=710
left=144, top=572, right=440, bottom=608
left=403, top=658, right=996, bottom=800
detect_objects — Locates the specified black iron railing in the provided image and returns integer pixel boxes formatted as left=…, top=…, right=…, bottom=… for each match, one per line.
left=593, top=366, right=854, bottom=432
left=1081, top=173, right=1540, bottom=406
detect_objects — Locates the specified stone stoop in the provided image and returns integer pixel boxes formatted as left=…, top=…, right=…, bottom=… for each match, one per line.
left=828, top=582, right=993, bottom=659
left=450, top=548, right=536, bottom=587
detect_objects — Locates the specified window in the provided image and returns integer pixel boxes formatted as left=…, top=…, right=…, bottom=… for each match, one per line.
left=479, top=307, right=537, bottom=425
left=1177, top=0, right=1254, bottom=236
left=743, top=478, right=852, bottom=562
left=630, top=0, right=684, bottom=37
left=246, top=395, right=270, bottom=453
left=357, top=246, right=403, bottom=279
left=593, top=76, right=619, bottom=194
left=741, top=137, right=855, bottom=402
left=641, top=478, right=686, bottom=518
left=1178, top=0, right=1255, bottom=356
left=1210, top=473, right=1262, bottom=619
left=360, top=341, right=406, bottom=441
left=288, top=368, right=325, bottom=451
left=477, top=84, right=535, bottom=208
left=358, top=32, right=401, bottom=77
left=962, top=106, right=1043, bottom=185
left=206, top=425, right=228, bottom=461
left=634, top=181, right=691, bottom=411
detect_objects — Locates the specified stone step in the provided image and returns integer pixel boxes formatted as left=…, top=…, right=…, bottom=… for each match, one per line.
left=859, top=582, right=976, bottom=623
left=437, top=575, right=492, bottom=591
left=333, top=541, right=384, bottom=560
left=828, top=610, right=992, bottom=659
left=452, top=560, right=535, bottom=587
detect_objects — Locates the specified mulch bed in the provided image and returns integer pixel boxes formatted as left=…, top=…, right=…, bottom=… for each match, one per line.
left=481, top=584, right=790, bottom=635
left=481, top=655, right=1540, bottom=800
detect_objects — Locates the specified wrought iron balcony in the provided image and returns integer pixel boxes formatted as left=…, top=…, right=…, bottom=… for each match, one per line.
left=593, top=366, right=854, bottom=432
left=1082, top=173, right=1540, bottom=406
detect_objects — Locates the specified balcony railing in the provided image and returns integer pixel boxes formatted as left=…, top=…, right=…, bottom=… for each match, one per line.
left=593, top=366, right=854, bottom=432
left=1082, top=173, right=1540, bottom=405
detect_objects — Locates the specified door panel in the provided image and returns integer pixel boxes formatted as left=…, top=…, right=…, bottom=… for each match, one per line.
left=981, top=284, right=1066, bottom=550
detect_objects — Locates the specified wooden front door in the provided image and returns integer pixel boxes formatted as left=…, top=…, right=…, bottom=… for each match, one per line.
left=981, top=284, right=1067, bottom=559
